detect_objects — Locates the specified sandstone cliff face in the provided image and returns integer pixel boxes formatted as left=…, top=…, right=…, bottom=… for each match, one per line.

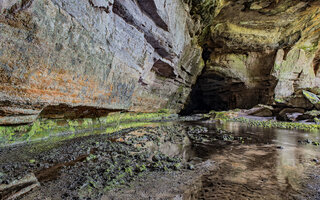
left=1, top=0, right=320, bottom=124
left=186, top=0, right=320, bottom=112
left=0, top=0, right=203, bottom=124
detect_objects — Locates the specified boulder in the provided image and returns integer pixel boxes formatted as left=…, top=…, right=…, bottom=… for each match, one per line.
left=278, top=108, right=305, bottom=122
left=246, top=104, right=273, bottom=117
left=297, top=110, right=320, bottom=121
left=286, top=95, right=314, bottom=110
left=302, top=90, right=320, bottom=107
left=274, top=90, right=314, bottom=110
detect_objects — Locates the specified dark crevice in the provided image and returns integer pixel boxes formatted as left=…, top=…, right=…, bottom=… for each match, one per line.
left=241, top=2, right=252, bottom=12
left=293, top=70, right=303, bottom=90
left=151, top=60, right=176, bottom=79
left=88, top=0, right=110, bottom=13
left=180, top=47, right=211, bottom=115
left=202, top=44, right=211, bottom=61
left=181, top=66, right=193, bottom=76
left=40, top=104, right=122, bottom=119
left=138, top=77, right=148, bottom=86
left=8, top=0, right=34, bottom=14
left=112, top=1, right=140, bottom=31
left=144, top=34, right=171, bottom=58
left=136, top=0, right=169, bottom=31
left=112, top=0, right=171, bottom=58
left=313, top=49, right=320, bottom=75
left=283, top=47, right=291, bottom=60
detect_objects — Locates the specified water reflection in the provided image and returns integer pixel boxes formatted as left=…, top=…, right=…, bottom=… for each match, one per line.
left=194, top=121, right=320, bottom=199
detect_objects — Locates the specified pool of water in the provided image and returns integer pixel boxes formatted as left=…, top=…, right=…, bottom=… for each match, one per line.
left=190, top=121, right=320, bottom=200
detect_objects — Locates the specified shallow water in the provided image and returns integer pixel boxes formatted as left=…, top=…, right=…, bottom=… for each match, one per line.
left=191, top=121, right=320, bottom=200
left=1, top=119, right=320, bottom=199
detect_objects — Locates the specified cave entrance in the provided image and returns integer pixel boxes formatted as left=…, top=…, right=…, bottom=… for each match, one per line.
left=181, top=67, right=276, bottom=115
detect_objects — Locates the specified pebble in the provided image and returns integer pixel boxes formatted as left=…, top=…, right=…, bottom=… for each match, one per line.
left=187, top=163, right=195, bottom=170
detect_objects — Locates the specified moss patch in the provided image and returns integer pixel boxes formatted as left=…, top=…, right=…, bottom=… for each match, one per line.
left=209, top=110, right=240, bottom=122
left=0, top=112, right=174, bottom=146
left=302, top=90, right=320, bottom=105
left=232, top=117, right=320, bottom=131
left=209, top=110, right=320, bottom=131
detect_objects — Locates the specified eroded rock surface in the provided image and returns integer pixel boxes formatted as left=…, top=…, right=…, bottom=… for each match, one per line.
left=185, top=0, right=320, bottom=112
left=0, top=0, right=203, bottom=124
left=1, top=0, right=320, bottom=124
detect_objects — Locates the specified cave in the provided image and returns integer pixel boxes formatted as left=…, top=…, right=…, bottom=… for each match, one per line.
left=181, top=68, right=276, bottom=114
left=1, top=0, right=320, bottom=199
left=181, top=49, right=278, bottom=115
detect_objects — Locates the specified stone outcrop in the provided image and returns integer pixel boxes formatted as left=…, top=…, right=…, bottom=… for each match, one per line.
left=184, top=0, right=320, bottom=112
left=278, top=108, right=305, bottom=122
left=1, top=0, right=320, bottom=124
left=245, top=104, right=274, bottom=117
left=0, top=0, right=203, bottom=124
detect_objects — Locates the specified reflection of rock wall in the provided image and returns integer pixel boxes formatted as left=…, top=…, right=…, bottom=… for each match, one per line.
left=187, top=0, right=320, bottom=111
left=0, top=0, right=204, bottom=124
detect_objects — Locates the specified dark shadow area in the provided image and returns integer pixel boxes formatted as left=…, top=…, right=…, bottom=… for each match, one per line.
left=181, top=67, right=276, bottom=115
left=181, top=46, right=277, bottom=115
left=40, top=104, right=122, bottom=119
left=151, top=59, right=176, bottom=79
left=136, top=0, right=168, bottom=31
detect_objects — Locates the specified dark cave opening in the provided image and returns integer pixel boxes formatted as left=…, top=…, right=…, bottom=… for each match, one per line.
left=181, top=69, right=275, bottom=115
left=181, top=63, right=277, bottom=115
left=180, top=68, right=240, bottom=115
left=180, top=43, right=278, bottom=115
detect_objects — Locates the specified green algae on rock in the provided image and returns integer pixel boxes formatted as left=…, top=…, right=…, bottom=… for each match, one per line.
left=232, top=117, right=320, bottom=131
left=302, top=90, right=320, bottom=109
left=208, top=109, right=320, bottom=131
left=0, top=112, right=175, bottom=146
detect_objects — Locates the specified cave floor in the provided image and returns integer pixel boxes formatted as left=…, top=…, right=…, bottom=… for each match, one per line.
left=0, top=118, right=320, bottom=199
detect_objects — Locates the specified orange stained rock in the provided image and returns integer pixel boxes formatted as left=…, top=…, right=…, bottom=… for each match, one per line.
left=116, top=138, right=125, bottom=142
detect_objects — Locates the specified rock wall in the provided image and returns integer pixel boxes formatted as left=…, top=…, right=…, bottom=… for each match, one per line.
left=1, top=0, right=320, bottom=123
left=184, top=0, right=320, bottom=112
left=0, top=0, right=204, bottom=124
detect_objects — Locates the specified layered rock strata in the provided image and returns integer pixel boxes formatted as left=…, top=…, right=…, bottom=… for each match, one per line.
left=0, top=0, right=203, bottom=124
left=185, top=0, right=320, bottom=112
left=1, top=0, right=320, bottom=124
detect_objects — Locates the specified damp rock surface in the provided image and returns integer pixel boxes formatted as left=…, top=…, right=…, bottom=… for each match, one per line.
left=1, top=0, right=320, bottom=123
left=0, top=0, right=203, bottom=124
left=183, top=0, right=320, bottom=113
